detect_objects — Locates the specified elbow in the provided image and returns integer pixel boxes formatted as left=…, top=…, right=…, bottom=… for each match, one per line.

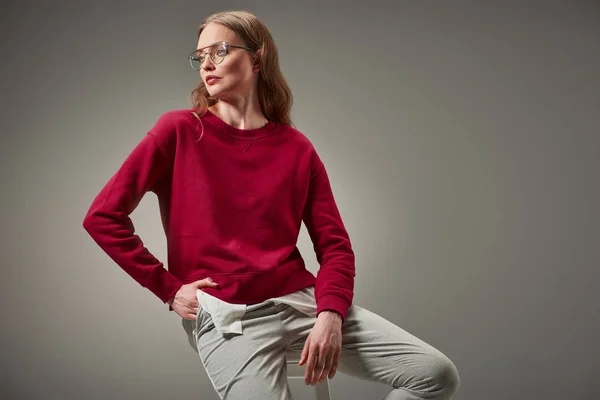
left=82, top=204, right=108, bottom=236
left=82, top=210, right=98, bottom=235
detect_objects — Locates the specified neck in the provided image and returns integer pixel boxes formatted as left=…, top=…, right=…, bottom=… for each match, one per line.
left=209, top=97, right=268, bottom=130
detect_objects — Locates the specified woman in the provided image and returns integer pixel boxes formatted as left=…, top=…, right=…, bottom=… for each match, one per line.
left=83, top=10, right=460, bottom=400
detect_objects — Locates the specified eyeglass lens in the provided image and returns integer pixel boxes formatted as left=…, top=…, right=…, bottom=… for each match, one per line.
left=190, top=44, right=227, bottom=70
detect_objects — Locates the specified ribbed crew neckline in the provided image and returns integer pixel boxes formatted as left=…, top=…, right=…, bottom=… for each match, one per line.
left=203, top=108, right=278, bottom=140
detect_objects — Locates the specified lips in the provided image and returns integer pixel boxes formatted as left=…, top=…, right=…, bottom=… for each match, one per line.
left=206, top=76, right=220, bottom=85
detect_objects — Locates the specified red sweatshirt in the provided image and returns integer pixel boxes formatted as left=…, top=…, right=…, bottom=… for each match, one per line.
left=82, top=108, right=355, bottom=320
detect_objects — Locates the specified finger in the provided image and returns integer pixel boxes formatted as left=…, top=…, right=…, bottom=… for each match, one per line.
left=198, top=278, right=213, bottom=286
left=207, top=278, right=220, bottom=287
left=186, top=304, right=196, bottom=315
left=299, top=339, right=309, bottom=366
left=317, top=350, right=334, bottom=383
left=304, top=348, right=317, bottom=384
left=328, top=347, right=341, bottom=379
left=310, top=349, right=322, bottom=385
left=304, top=350, right=314, bottom=383
left=315, top=352, right=329, bottom=385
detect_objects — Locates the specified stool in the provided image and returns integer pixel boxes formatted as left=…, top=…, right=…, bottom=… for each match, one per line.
left=286, top=351, right=332, bottom=400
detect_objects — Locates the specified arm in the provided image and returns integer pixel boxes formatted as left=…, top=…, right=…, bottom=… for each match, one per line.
left=302, top=152, right=356, bottom=322
left=82, top=118, right=183, bottom=305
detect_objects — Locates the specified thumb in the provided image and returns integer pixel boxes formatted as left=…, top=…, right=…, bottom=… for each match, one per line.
left=199, top=277, right=219, bottom=286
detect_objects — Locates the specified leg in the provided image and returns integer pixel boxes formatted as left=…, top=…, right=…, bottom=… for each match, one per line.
left=284, top=304, right=460, bottom=400
left=181, top=301, right=293, bottom=400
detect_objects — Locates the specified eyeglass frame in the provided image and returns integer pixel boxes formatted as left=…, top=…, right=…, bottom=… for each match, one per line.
left=188, top=41, right=257, bottom=70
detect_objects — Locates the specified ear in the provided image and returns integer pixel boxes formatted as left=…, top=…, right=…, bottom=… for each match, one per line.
left=252, top=49, right=262, bottom=72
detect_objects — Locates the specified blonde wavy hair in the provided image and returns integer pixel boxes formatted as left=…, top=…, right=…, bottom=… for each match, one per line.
left=189, top=10, right=294, bottom=135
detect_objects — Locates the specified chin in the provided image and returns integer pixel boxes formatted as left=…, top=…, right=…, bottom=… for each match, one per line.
left=209, top=90, right=237, bottom=103
left=207, top=86, right=226, bottom=97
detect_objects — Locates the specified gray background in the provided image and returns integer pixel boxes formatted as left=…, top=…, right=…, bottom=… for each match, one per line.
left=2, top=1, right=599, bottom=399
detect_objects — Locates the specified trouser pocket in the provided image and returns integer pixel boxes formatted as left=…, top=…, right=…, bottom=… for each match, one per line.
left=181, top=290, right=214, bottom=353
left=194, top=289, right=215, bottom=338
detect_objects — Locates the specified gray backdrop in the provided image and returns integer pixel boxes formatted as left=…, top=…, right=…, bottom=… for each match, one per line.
left=2, top=1, right=599, bottom=399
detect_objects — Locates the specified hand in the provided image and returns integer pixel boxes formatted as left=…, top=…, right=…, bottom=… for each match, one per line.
left=170, top=278, right=220, bottom=320
left=298, top=310, right=343, bottom=385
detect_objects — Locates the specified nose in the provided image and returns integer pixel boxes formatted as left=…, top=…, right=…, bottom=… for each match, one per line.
left=202, top=57, right=216, bottom=72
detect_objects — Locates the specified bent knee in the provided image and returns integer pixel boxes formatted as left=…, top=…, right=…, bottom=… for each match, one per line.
left=430, top=354, right=460, bottom=397
left=399, top=353, right=460, bottom=398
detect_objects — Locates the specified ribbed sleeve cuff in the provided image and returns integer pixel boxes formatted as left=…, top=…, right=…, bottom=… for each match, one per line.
left=146, top=266, right=184, bottom=304
left=316, top=294, right=352, bottom=322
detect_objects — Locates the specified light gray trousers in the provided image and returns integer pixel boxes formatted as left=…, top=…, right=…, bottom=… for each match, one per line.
left=181, top=300, right=460, bottom=400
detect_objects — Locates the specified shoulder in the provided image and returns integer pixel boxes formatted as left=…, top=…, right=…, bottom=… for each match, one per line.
left=150, top=108, right=196, bottom=133
left=277, top=123, right=318, bottom=152
left=276, top=124, right=326, bottom=173
left=147, top=108, right=196, bottom=153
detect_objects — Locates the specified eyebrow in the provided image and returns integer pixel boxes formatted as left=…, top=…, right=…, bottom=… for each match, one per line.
left=196, top=41, right=224, bottom=51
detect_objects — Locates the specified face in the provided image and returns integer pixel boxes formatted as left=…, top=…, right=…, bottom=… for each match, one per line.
left=195, top=22, right=258, bottom=102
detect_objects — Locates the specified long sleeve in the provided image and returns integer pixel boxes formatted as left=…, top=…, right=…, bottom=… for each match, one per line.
left=302, top=152, right=356, bottom=321
left=82, top=128, right=183, bottom=304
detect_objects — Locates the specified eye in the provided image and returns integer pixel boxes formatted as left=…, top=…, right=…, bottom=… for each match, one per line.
left=216, top=48, right=226, bottom=56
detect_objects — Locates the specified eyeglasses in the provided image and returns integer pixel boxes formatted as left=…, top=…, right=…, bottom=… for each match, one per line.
left=188, top=41, right=256, bottom=70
